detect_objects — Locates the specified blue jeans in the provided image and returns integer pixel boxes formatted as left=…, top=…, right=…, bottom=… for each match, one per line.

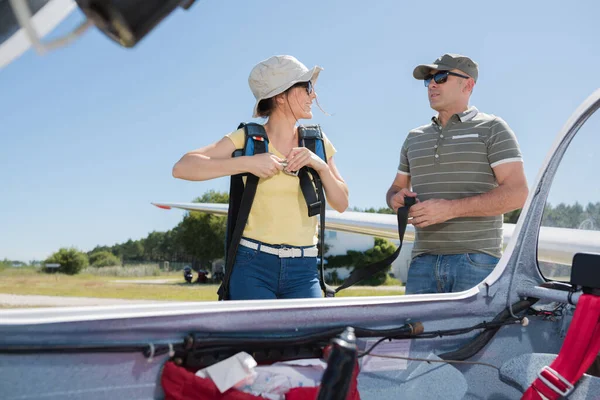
left=405, top=253, right=500, bottom=294
left=228, top=239, right=322, bottom=300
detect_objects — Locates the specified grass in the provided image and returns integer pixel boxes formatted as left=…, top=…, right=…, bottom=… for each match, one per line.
left=382, top=275, right=403, bottom=286
left=82, top=264, right=162, bottom=277
left=0, top=268, right=403, bottom=306
left=0, top=274, right=219, bottom=302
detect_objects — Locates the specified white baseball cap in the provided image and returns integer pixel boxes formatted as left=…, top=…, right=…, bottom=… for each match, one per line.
left=248, top=55, right=323, bottom=118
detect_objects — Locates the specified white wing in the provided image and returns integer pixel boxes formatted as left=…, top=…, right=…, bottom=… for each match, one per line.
left=152, top=201, right=600, bottom=266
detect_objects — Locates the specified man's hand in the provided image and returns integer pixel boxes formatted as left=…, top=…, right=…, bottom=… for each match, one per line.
left=409, top=199, right=455, bottom=228
left=248, top=153, right=284, bottom=178
left=389, top=188, right=418, bottom=212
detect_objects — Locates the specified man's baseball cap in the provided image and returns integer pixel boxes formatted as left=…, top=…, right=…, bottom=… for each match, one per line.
left=413, top=53, right=479, bottom=82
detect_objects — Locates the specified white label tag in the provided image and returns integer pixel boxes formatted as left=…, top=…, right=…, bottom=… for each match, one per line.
left=451, top=133, right=479, bottom=139
left=196, top=352, right=257, bottom=393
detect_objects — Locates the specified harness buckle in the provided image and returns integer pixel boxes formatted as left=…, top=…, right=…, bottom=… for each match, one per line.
left=537, top=366, right=574, bottom=397
left=280, top=161, right=299, bottom=177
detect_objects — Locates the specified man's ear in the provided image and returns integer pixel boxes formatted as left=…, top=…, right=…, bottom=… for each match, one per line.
left=464, top=78, right=475, bottom=94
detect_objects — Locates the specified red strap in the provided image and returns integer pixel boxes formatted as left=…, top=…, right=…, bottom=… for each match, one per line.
left=522, top=294, right=600, bottom=400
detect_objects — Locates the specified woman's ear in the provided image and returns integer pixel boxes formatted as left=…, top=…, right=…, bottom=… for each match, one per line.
left=275, top=93, right=286, bottom=106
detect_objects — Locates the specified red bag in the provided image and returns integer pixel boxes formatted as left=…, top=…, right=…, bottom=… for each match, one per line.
left=161, top=358, right=361, bottom=400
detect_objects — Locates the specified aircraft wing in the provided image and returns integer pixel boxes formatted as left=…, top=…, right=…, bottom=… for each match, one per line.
left=152, top=201, right=415, bottom=241
left=152, top=201, right=600, bottom=266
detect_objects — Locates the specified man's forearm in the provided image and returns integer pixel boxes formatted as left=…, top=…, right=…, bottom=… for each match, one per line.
left=451, top=182, right=528, bottom=218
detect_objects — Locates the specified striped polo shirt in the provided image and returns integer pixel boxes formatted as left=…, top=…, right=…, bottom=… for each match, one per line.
left=398, top=106, right=523, bottom=258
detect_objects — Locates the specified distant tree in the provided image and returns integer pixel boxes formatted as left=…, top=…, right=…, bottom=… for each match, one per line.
left=325, top=237, right=397, bottom=286
left=156, top=190, right=230, bottom=268
left=349, top=206, right=394, bottom=214
left=159, top=228, right=184, bottom=262
left=541, top=201, right=600, bottom=230
left=584, top=202, right=600, bottom=230
left=371, top=207, right=395, bottom=214
left=317, top=239, right=331, bottom=256
left=142, top=231, right=166, bottom=260
left=504, top=209, right=522, bottom=224
left=177, top=190, right=230, bottom=268
left=89, top=251, right=120, bottom=267
left=45, top=248, right=89, bottom=275
left=354, top=238, right=397, bottom=285
left=177, top=211, right=226, bottom=269
left=120, top=239, right=145, bottom=263
left=87, top=245, right=111, bottom=257
left=194, top=190, right=229, bottom=204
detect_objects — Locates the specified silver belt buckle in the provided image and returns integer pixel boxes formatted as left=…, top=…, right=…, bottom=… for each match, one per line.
left=280, top=161, right=299, bottom=177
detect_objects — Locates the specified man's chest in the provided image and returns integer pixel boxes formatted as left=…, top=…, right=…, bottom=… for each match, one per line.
left=406, top=126, right=493, bottom=177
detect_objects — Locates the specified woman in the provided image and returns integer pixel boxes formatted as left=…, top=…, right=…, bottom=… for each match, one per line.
left=172, top=55, right=348, bottom=300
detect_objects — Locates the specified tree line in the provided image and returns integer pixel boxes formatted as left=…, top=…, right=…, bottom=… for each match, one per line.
left=4, top=197, right=597, bottom=275
left=83, top=190, right=229, bottom=272
left=24, top=190, right=230, bottom=275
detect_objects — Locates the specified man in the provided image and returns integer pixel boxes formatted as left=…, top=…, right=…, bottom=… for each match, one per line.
left=386, top=53, right=528, bottom=294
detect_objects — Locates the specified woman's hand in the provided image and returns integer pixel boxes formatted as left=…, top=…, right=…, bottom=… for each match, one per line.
left=284, top=147, right=327, bottom=174
left=248, top=153, right=284, bottom=178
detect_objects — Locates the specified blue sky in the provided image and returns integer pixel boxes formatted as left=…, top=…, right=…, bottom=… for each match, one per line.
left=1, top=0, right=599, bottom=261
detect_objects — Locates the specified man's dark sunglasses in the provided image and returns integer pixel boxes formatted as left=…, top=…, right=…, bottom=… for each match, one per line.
left=424, top=71, right=470, bottom=87
left=292, top=80, right=314, bottom=95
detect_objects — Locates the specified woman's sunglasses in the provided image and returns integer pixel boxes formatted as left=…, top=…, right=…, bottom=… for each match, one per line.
left=424, top=71, right=470, bottom=87
left=291, top=80, right=314, bottom=95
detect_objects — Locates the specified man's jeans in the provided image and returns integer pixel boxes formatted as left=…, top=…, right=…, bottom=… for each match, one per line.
left=405, top=253, right=500, bottom=294
left=229, top=239, right=322, bottom=300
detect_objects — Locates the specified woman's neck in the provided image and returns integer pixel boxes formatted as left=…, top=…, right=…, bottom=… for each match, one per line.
left=264, top=111, right=297, bottom=141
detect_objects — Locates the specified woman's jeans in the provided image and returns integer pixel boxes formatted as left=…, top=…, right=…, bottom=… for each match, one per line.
left=229, top=238, right=322, bottom=300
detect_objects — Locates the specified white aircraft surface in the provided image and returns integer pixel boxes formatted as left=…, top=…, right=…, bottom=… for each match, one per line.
left=150, top=201, right=600, bottom=268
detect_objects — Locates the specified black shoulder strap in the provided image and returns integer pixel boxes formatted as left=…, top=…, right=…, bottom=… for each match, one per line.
left=297, top=125, right=327, bottom=218
left=218, top=123, right=268, bottom=301
left=296, top=125, right=333, bottom=296
left=314, top=176, right=335, bottom=297
left=298, top=124, right=327, bottom=162
left=331, top=197, right=415, bottom=294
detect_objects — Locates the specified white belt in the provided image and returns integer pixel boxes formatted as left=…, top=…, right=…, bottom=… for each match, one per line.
left=239, top=238, right=318, bottom=258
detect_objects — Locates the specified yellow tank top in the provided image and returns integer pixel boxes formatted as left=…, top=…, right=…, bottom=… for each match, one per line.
left=225, top=127, right=336, bottom=246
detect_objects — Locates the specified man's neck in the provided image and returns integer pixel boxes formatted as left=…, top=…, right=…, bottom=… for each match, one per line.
left=436, top=104, right=469, bottom=127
